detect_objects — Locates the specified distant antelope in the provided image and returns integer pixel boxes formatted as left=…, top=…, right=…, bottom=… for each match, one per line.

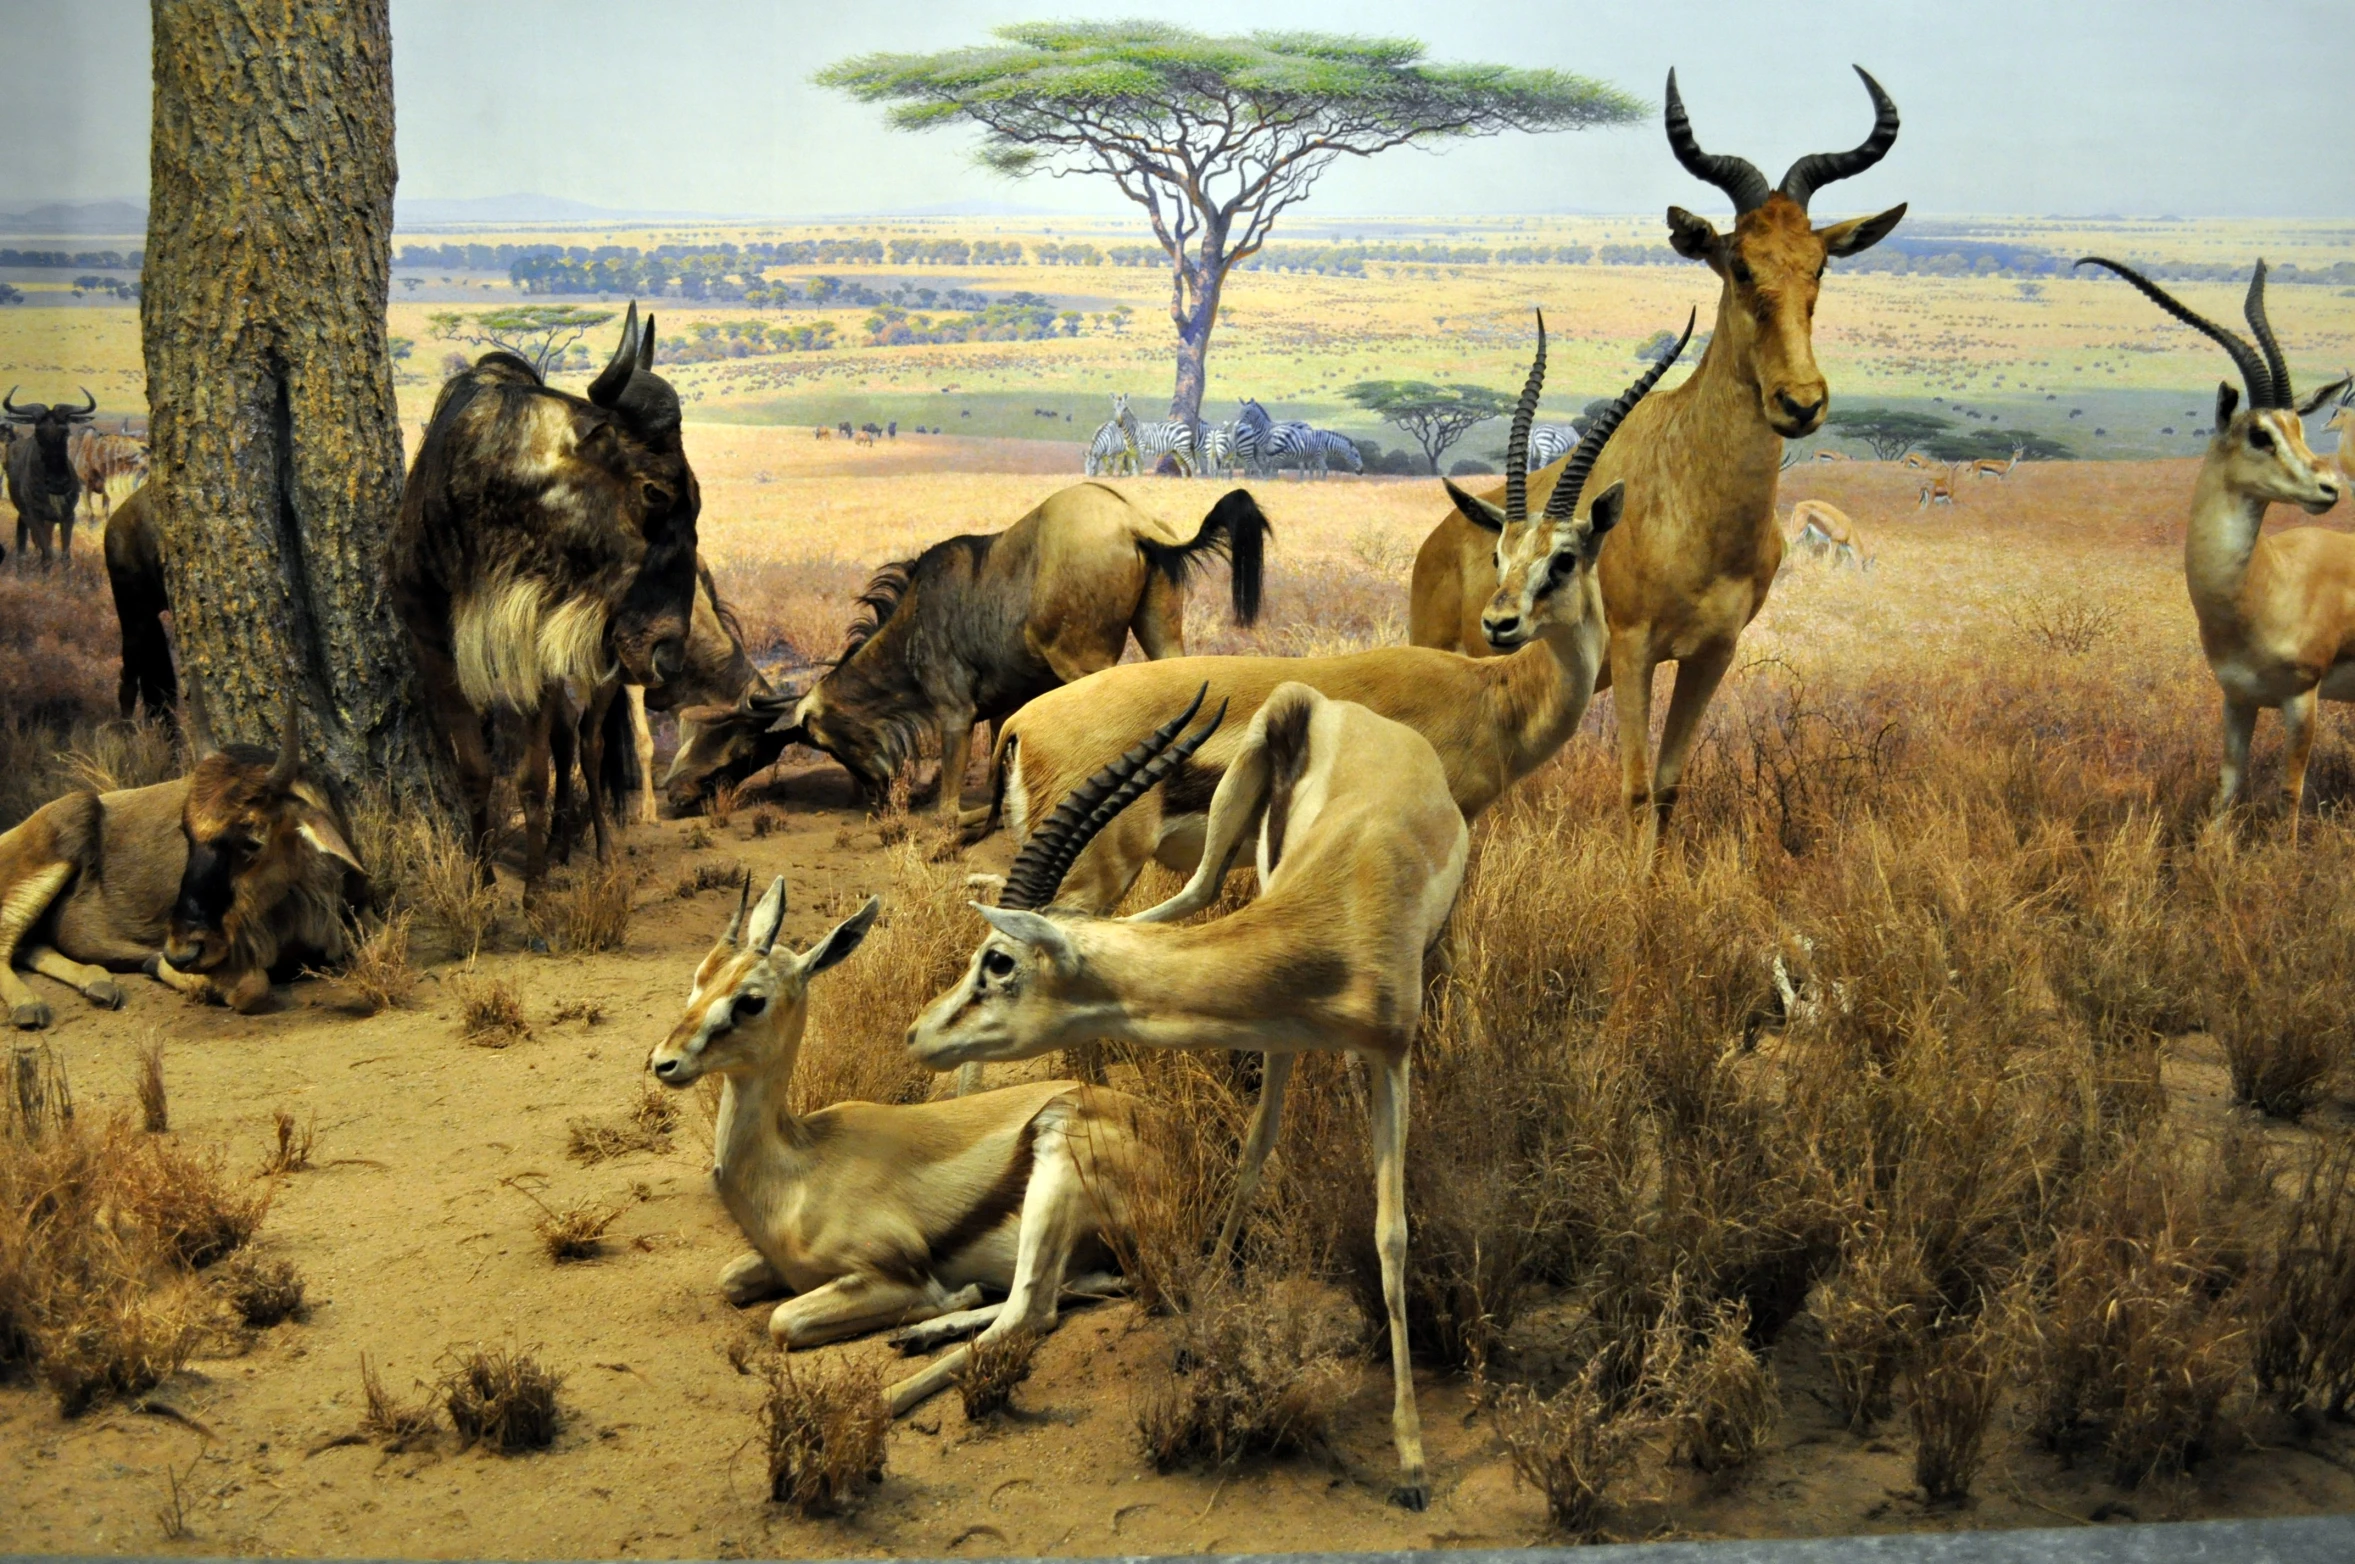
left=2077, top=256, right=2349, bottom=832
left=1786, top=499, right=1870, bottom=569
left=1971, top=447, right=2024, bottom=480
left=853, top=429, right=876, bottom=447
left=1813, top=448, right=1851, bottom=462
left=1901, top=451, right=1935, bottom=470
left=813, top=424, right=832, bottom=440
left=1917, top=466, right=1958, bottom=508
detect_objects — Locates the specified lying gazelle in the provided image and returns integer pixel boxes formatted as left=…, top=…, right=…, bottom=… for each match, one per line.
left=912, top=681, right=1468, bottom=1510
left=1785, top=500, right=1870, bottom=571
left=646, top=875, right=1151, bottom=1414
left=2077, top=257, right=2349, bottom=832
left=972, top=312, right=1682, bottom=915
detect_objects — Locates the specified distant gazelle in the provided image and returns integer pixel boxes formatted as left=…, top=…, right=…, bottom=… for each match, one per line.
left=2078, top=257, right=2350, bottom=831
left=1971, top=447, right=2024, bottom=480
left=1786, top=500, right=1869, bottom=570
left=1916, top=465, right=1958, bottom=508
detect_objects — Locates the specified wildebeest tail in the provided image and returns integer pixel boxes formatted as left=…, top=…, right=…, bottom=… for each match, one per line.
left=1138, top=487, right=1270, bottom=627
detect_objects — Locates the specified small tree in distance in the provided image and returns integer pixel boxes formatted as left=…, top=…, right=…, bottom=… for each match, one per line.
left=1924, top=427, right=2073, bottom=463
left=1344, top=380, right=1514, bottom=473
left=428, top=305, right=617, bottom=379
left=1822, top=407, right=1952, bottom=461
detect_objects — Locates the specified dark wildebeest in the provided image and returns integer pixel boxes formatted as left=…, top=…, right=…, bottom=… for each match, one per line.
left=103, top=484, right=176, bottom=720
left=6, top=387, right=97, bottom=568
left=0, top=707, right=366, bottom=1028
left=390, top=304, right=700, bottom=891
left=728, top=482, right=1268, bottom=819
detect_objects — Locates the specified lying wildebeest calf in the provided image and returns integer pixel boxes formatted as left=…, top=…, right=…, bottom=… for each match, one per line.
left=683, top=482, right=1269, bottom=817
left=0, top=710, right=366, bottom=1028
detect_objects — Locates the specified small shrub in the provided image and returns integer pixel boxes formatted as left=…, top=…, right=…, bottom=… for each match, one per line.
left=566, top=1086, right=676, bottom=1165
left=674, top=861, right=741, bottom=900
left=1809, top=1233, right=1924, bottom=1432
left=2250, top=1138, right=2355, bottom=1424
left=749, top=807, right=783, bottom=839
left=359, top=1354, right=440, bottom=1451
left=681, top=822, right=714, bottom=851
left=1491, top=1361, right=1650, bottom=1541
left=1659, top=1299, right=1779, bottom=1473
left=536, top=1199, right=623, bottom=1263
left=218, top=1252, right=306, bottom=1327
left=118, top=1134, right=270, bottom=1270
left=135, top=1040, right=167, bottom=1134
left=761, top=1351, right=889, bottom=1516
left=549, top=998, right=605, bottom=1026
left=35, top=1263, right=204, bottom=1416
left=534, top=864, right=632, bottom=954
left=1907, top=1313, right=2009, bottom=1505
left=258, top=1108, right=317, bottom=1176
left=338, top=911, right=421, bottom=1013
left=954, top=1328, right=1038, bottom=1421
left=442, top=1345, right=563, bottom=1452
left=705, top=781, right=742, bottom=828
left=1133, top=1274, right=1356, bottom=1471
left=456, top=977, right=531, bottom=1047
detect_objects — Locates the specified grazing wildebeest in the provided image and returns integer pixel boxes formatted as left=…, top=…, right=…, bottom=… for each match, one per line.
left=6, top=387, right=97, bottom=568
left=759, top=482, right=1269, bottom=818
left=389, top=304, right=700, bottom=891
left=103, top=484, right=176, bottom=720
left=0, top=707, right=366, bottom=1028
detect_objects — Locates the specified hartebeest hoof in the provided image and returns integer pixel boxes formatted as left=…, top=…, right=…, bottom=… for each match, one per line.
left=83, top=978, right=125, bottom=1009
left=1390, top=1479, right=1430, bottom=1512
left=11, top=1000, right=52, bottom=1030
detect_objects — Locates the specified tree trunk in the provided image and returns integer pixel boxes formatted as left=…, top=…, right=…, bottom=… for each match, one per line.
left=145, top=0, right=433, bottom=799
left=1166, top=237, right=1227, bottom=429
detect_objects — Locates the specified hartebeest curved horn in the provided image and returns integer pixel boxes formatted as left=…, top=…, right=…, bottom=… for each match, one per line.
left=999, top=684, right=1224, bottom=912
left=1776, top=67, right=1900, bottom=213
left=2074, top=257, right=2278, bottom=409
left=1503, top=311, right=1547, bottom=524
left=1546, top=310, right=1695, bottom=523
left=2244, top=263, right=2295, bottom=410
left=586, top=301, right=641, bottom=407
left=269, top=697, right=302, bottom=789
left=65, top=387, right=97, bottom=421
left=3, top=387, right=46, bottom=421
left=1664, top=68, right=1770, bottom=216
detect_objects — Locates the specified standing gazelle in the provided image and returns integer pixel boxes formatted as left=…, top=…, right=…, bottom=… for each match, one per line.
left=910, top=682, right=1470, bottom=1510
left=647, top=877, right=1151, bottom=1413
left=2077, top=257, right=2350, bottom=830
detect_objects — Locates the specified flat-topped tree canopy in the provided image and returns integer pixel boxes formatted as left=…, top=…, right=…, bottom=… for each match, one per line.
left=818, top=22, right=1642, bottom=426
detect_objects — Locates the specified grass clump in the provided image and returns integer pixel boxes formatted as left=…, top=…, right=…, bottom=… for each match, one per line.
left=760, top=1351, right=889, bottom=1516
left=1907, top=1311, right=2009, bottom=1506
left=1491, top=1362, right=1650, bottom=1541
left=358, top=1354, right=440, bottom=1451
left=337, top=911, right=422, bottom=1013
left=217, top=1252, right=307, bottom=1327
left=442, top=1345, right=564, bottom=1452
left=2250, top=1139, right=2355, bottom=1426
left=954, top=1328, right=1038, bottom=1422
left=566, top=1086, right=676, bottom=1165
left=533, top=864, right=633, bottom=954
left=135, top=1040, right=167, bottom=1134
left=456, top=976, right=532, bottom=1047
left=258, top=1108, right=317, bottom=1176
left=1133, top=1273, right=1356, bottom=1472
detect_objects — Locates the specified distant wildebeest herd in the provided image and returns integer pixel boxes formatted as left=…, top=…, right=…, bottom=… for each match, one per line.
left=6, top=65, right=2355, bottom=1508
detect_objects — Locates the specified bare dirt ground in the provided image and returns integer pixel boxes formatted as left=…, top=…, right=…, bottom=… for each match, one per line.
left=7, top=427, right=2355, bottom=1556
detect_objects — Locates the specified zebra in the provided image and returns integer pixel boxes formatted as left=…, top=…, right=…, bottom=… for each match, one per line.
left=1261, top=420, right=1331, bottom=477
left=1312, top=429, right=1363, bottom=475
left=1526, top=425, right=1576, bottom=471
left=1199, top=422, right=1237, bottom=476
left=1084, top=393, right=1139, bottom=476
left=1230, top=399, right=1275, bottom=474
left=1131, top=417, right=1198, bottom=476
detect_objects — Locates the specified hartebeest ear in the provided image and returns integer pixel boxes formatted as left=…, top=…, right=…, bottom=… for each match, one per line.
left=2215, top=381, right=2241, bottom=430
left=1443, top=477, right=1507, bottom=533
left=1581, top=482, right=1628, bottom=557
left=2298, top=376, right=2352, bottom=417
left=974, top=904, right=1077, bottom=969
left=1820, top=203, right=1908, bottom=258
left=803, top=896, right=879, bottom=978
left=1665, top=206, right=1720, bottom=262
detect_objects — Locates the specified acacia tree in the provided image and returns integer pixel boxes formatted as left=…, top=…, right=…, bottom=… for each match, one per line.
left=428, top=305, right=616, bottom=379
left=1344, top=380, right=1512, bottom=473
left=146, top=0, right=432, bottom=795
left=1822, top=407, right=1952, bottom=462
left=818, top=24, right=1640, bottom=426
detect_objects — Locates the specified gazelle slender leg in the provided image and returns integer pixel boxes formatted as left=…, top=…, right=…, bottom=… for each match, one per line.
left=1368, top=1047, right=1426, bottom=1510
left=19, top=945, right=124, bottom=1009
left=628, top=687, right=658, bottom=826
left=770, top=1273, right=971, bottom=1349
left=890, top=1273, right=1129, bottom=1354
left=2280, top=689, right=2319, bottom=845
left=1649, top=640, right=1736, bottom=841
left=1211, top=1051, right=1294, bottom=1270
left=2216, top=696, right=2260, bottom=818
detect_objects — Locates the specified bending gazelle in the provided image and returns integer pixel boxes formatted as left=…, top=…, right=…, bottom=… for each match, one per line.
left=2077, top=257, right=2349, bottom=831
left=911, top=682, right=1470, bottom=1510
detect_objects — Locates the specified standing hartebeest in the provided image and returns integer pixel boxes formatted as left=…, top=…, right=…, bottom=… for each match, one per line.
left=1409, top=67, right=1906, bottom=852
left=1786, top=500, right=1870, bottom=570
left=2077, top=258, right=2350, bottom=833
left=390, top=304, right=700, bottom=892
left=5, top=388, right=97, bottom=568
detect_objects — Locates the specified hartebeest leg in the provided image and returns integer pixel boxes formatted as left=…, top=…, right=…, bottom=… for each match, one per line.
left=2281, top=689, right=2319, bottom=845
left=1369, top=1047, right=1427, bottom=1510
left=2216, top=696, right=2260, bottom=818
left=627, top=688, right=657, bottom=826
left=18, top=945, right=124, bottom=1009
left=1649, top=640, right=1737, bottom=839
left=1211, top=1051, right=1295, bottom=1270
left=1609, top=639, right=1661, bottom=850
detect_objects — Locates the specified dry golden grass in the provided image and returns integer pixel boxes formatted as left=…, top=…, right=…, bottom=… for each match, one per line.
left=134, top=1039, right=167, bottom=1135
left=1132, top=1273, right=1358, bottom=1473
left=336, top=911, right=422, bottom=1013
left=258, top=1108, right=318, bottom=1176
left=356, top=1354, right=440, bottom=1452
left=441, top=1345, right=563, bottom=1453
left=1491, top=1361, right=1651, bottom=1541
left=953, top=1328, right=1039, bottom=1422
left=531, top=863, right=634, bottom=954
left=565, top=1086, right=677, bottom=1165
left=217, top=1252, right=307, bottom=1328
left=455, top=977, right=532, bottom=1048
left=759, top=1351, right=889, bottom=1516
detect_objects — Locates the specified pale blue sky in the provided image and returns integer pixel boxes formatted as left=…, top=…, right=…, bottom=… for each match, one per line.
left=4, top=0, right=2348, bottom=219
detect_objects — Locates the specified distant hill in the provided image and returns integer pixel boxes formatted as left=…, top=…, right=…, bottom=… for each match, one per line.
left=394, top=192, right=719, bottom=228
left=0, top=200, right=147, bottom=235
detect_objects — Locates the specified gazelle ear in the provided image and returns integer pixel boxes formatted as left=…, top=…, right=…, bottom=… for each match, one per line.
left=1443, top=477, right=1507, bottom=533
left=747, top=876, right=788, bottom=955
left=974, top=903, right=1077, bottom=968
left=2215, top=381, right=2240, bottom=430
left=803, top=896, right=879, bottom=977
left=2297, top=376, right=2351, bottom=417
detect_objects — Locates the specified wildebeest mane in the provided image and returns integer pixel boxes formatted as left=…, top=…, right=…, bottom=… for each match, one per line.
left=837, top=534, right=997, bottom=663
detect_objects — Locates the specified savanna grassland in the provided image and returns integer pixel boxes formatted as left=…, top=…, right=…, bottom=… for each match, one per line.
left=5, top=213, right=2355, bottom=1556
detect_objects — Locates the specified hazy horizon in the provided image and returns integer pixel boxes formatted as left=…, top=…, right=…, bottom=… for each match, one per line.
left=3, top=1, right=2351, bottom=225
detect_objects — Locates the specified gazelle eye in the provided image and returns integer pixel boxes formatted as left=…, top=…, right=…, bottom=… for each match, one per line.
left=2250, top=426, right=2274, bottom=451
left=733, top=994, right=766, bottom=1019
left=983, top=950, right=1017, bottom=979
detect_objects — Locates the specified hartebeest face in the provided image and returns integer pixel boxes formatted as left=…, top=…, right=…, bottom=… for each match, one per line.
left=164, top=741, right=364, bottom=975
left=646, top=877, right=877, bottom=1088
left=2211, top=389, right=2346, bottom=516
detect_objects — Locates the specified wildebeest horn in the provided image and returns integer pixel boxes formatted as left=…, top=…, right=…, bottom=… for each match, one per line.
left=3, top=386, right=45, bottom=421
left=637, top=314, right=656, bottom=373
left=66, top=387, right=97, bottom=421
left=1776, top=67, right=1900, bottom=212
left=1664, top=68, right=1770, bottom=216
left=586, top=301, right=641, bottom=408
left=1503, top=310, right=1547, bottom=525
left=765, top=719, right=810, bottom=746
left=2074, top=257, right=2278, bottom=409
left=999, top=684, right=1225, bottom=913
left=1546, top=310, right=1694, bottom=522
left=744, top=686, right=796, bottom=713
left=2243, top=262, right=2295, bottom=410
left=270, top=697, right=302, bottom=789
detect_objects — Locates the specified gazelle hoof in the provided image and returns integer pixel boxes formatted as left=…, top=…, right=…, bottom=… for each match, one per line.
left=1389, top=1479, right=1430, bottom=1512
left=11, top=1000, right=52, bottom=1030
left=84, top=979, right=125, bottom=1009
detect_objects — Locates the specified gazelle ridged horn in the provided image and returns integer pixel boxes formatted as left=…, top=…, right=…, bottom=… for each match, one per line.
left=1504, top=311, right=1547, bottom=524
left=1545, top=310, right=1694, bottom=522
left=722, top=868, right=751, bottom=945
left=1664, top=68, right=1769, bottom=215
left=2244, top=261, right=2293, bottom=410
left=1777, top=66, right=1900, bottom=212
left=2074, top=257, right=2274, bottom=408
left=999, top=683, right=1222, bottom=912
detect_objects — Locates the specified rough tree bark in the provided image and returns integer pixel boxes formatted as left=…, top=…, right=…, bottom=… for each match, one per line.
left=144, top=0, right=433, bottom=798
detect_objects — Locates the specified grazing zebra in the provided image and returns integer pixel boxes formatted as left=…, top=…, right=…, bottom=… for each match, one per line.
left=1231, top=399, right=1275, bottom=473
left=1198, top=422, right=1236, bottom=475
left=1084, top=395, right=1139, bottom=476
left=1261, top=420, right=1337, bottom=477
left=1131, top=417, right=1198, bottom=476
left=1525, top=425, right=1575, bottom=471
left=1313, top=429, right=1363, bottom=475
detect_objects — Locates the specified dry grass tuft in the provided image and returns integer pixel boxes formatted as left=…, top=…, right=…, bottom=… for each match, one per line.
left=1133, top=1273, right=1357, bottom=1472
left=258, top=1108, right=318, bottom=1176
left=537, top=1200, right=624, bottom=1263
left=1491, top=1361, right=1650, bottom=1541
left=566, top=1086, right=677, bottom=1165
left=217, top=1252, right=307, bottom=1327
left=954, top=1328, right=1039, bottom=1422
left=134, top=1039, right=167, bottom=1135
left=549, top=998, right=605, bottom=1026
left=749, top=807, right=783, bottom=839
left=58, top=718, right=179, bottom=796
left=1907, top=1311, right=2009, bottom=1506
left=358, top=1354, right=441, bottom=1451
left=456, top=976, right=532, bottom=1047
left=442, top=1345, right=564, bottom=1452
left=533, top=864, right=633, bottom=954
left=1656, top=1297, right=1780, bottom=1474
left=705, top=780, right=742, bottom=827
left=760, top=1351, right=890, bottom=1516
left=1809, top=1233, right=1924, bottom=1433
left=680, top=821, right=714, bottom=851
left=674, top=861, right=741, bottom=900
left=336, top=911, right=422, bottom=1013
left=2251, top=1138, right=2355, bottom=1426
left=352, top=804, right=499, bottom=962
left=794, top=841, right=979, bottom=1110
